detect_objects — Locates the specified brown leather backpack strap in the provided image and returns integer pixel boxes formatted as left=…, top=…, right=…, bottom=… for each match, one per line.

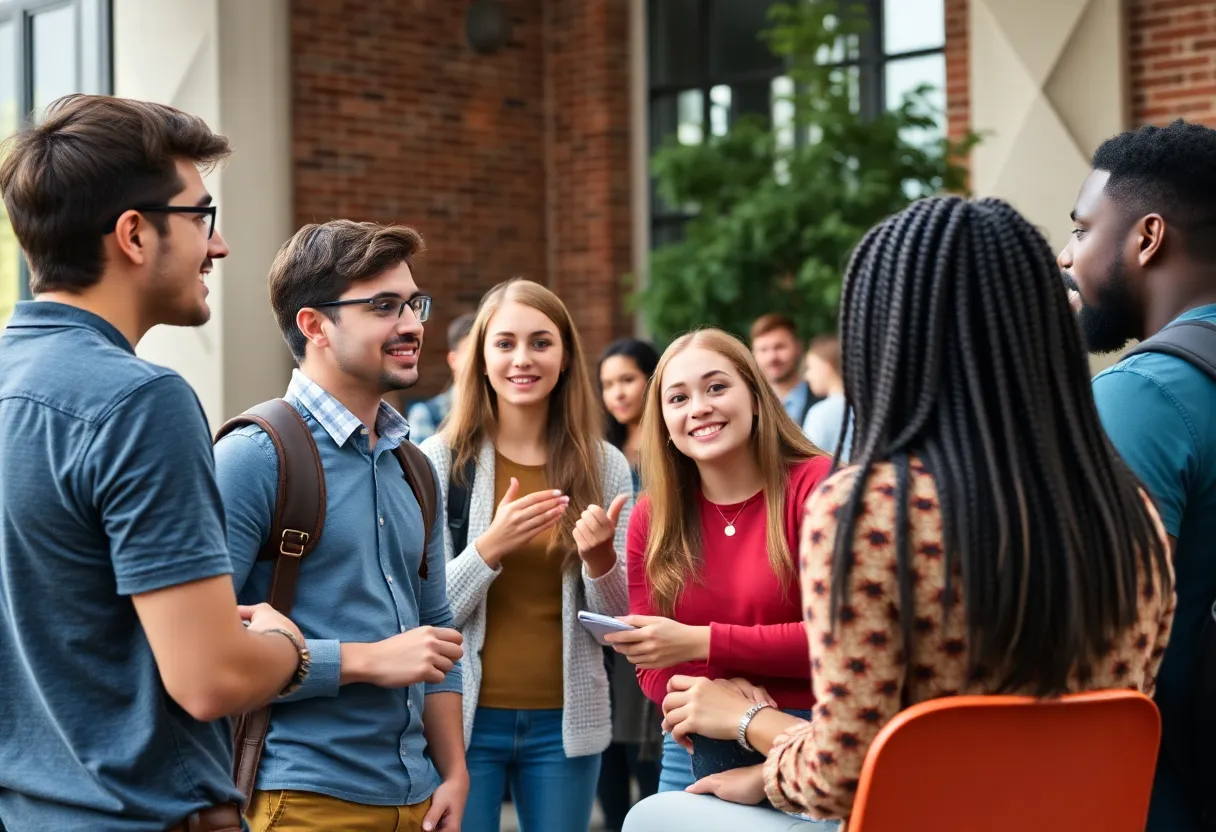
left=392, top=443, right=437, bottom=580
left=215, top=399, right=326, bottom=610
left=213, top=398, right=325, bottom=805
left=230, top=708, right=270, bottom=804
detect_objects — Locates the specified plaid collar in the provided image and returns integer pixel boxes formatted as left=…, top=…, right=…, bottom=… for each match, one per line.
left=286, top=369, right=410, bottom=448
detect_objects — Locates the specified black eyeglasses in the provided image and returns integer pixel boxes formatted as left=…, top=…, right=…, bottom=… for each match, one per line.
left=313, top=294, right=432, bottom=323
left=103, top=205, right=218, bottom=239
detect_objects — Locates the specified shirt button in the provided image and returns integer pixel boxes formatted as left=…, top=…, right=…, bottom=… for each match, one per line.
left=361, top=427, right=368, bottom=435
left=378, top=516, right=385, bottom=526
left=386, top=575, right=393, bottom=584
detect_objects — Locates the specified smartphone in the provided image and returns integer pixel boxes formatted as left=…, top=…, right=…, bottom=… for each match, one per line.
left=577, top=611, right=636, bottom=645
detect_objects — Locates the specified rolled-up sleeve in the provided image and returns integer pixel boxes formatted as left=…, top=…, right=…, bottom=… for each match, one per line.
left=215, top=428, right=345, bottom=702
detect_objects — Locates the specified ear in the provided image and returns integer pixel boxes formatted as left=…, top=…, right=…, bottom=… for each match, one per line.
left=296, top=307, right=331, bottom=352
left=1136, top=214, right=1167, bottom=268
left=110, top=209, right=153, bottom=267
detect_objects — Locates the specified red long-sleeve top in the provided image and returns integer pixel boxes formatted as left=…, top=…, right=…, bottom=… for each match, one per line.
left=626, top=456, right=831, bottom=710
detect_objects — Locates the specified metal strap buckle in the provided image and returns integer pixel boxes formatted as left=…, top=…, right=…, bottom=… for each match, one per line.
left=280, top=529, right=309, bottom=557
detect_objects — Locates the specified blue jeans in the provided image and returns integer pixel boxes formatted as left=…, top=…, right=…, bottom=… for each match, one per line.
left=659, top=733, right=695, bottom=792
left=463, top=707, right=602, bottom=832
left=659, top=709, right=814, bottom=793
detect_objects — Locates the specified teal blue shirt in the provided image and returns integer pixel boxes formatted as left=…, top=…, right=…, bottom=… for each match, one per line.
left=1093, top=303, right=1216, bottom=832
left=0, top=303, right=243, bottom=831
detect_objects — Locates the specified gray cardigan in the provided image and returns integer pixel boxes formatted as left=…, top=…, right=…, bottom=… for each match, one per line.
left=419, top=435, right=634, bottom=757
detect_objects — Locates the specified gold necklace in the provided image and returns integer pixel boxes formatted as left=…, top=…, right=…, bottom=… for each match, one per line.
left=712, top=493, right=759, bottom=537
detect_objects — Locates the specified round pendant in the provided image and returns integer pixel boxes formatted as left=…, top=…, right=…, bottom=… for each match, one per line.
left=724, top=525, right=736, bottom=537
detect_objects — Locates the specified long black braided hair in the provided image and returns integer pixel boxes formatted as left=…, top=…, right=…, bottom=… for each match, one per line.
left=831, top=195, right=1171, bottom=697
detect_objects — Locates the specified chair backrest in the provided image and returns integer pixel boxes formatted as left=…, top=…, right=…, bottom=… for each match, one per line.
left=849, top=690, right=1161, bottom=832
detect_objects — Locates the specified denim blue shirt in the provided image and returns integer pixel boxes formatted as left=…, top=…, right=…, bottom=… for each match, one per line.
left=1093, top=304, right=1216, bottom=832
left=406, top=388, right=452, bottom=446
left=214, top=370, right=461, bottom=807
left=0, top=302, right=242, bottom=831
left=782, top=380, right=813, bottom=426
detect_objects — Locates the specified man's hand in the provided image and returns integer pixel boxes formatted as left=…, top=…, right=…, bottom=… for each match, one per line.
left=238, top=602, right=304, bottom=642
left=686, top=764, right=766, bottom=806
left=343, top=627, right=464, bottom=687
left=422, top=771, right=469, bottom=831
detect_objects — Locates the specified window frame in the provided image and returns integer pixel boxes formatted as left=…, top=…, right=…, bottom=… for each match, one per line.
left=0, top=0, right=111, bottom=301
left=646, top=0, right=946, bottom=242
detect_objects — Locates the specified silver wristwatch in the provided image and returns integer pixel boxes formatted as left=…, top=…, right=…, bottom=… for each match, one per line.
left=737, top=702, right=773, bottom=752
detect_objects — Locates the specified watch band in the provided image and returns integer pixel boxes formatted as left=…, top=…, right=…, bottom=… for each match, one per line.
left=737, top=702, right=773, bottom=752
left=267, top=627, right=311, bottom=698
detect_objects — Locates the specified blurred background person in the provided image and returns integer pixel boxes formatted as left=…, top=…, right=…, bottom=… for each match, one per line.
left=597, top=337, right=662, bottom=830
left=800, top=334, right=851, bottom=462
left=749, top=314, right=818, bottom=427
left=408, top=311, right=476, bottom=444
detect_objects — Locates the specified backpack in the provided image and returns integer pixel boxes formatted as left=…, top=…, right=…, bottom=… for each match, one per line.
left=1123, top=319, right=1216, bottom=829
left=212, top=399, right=438, bottom=804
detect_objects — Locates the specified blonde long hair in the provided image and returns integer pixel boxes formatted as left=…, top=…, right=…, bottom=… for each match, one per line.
left=442, top=279, right=603, bottom=569
left=640, top=328, right=822, bottom=615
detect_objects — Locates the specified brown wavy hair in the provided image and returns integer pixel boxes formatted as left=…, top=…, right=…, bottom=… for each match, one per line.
left=442, top=278, right=603, bottom=569
left=639, top=328, right=822, bottom=615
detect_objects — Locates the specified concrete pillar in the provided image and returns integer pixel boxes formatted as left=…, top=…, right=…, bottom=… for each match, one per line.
left=112, top=0, right=294, bottom=430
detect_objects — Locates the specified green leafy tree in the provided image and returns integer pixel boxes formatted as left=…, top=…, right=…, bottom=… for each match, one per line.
left=635, top=1, right=977, bottom=344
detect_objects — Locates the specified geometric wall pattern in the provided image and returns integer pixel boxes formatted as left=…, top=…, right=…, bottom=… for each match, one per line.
left=970, top=0, right=1126, bottom=252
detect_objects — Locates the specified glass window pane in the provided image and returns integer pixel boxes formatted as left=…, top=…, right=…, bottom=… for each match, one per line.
left=1, top=19, right=18, bottom=328
left=33, top=4, right=79, bottom=117
left=772, top=76, right=795, bottom=150
left=651, top=221, right=686, bottom=250
left=816, top=13, right=861, bottom=64
left=730, top=79, right=772, bottom=122
left=709, top=0, right=781, bottom=78
left=650, top=90, right=704, bottom=217
left=883, top=0, right=945, bottom=56
left=650, top=89, right=704, bottom=149
left=885, top=53, right=946, bottom=145
left=709, top=84, right=731, bottom=137
left=649, top=0, right=700, bottom=88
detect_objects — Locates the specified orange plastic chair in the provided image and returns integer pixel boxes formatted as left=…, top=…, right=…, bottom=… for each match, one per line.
left=848, top=690, right=1160, bottom=832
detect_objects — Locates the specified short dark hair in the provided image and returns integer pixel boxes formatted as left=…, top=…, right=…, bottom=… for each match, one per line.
left=1092, top=119, right=1216, bottom=262
left=749, top=312, right=799, bottom=343
left=447, top=312, right=476, bottom=351
left=268, top=220, right=425, bottom=361
left=0, top=94, right=231, bottom=293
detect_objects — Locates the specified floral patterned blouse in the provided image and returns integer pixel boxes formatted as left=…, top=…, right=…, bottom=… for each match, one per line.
left=762, top=459, right=1176, bottom=821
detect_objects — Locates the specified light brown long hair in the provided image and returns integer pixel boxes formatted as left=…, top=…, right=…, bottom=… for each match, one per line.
left=442, top=278, right=603, bottom=569
left=640, top=328, right=822, bottom=615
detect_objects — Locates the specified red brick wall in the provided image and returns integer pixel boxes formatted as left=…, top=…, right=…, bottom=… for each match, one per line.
left=1130, top=0, right=1216, bottom=127
left=291, top=0, right=633, bottom=399
left=545, top=0, right=634, bottom=358
left=944, top=0, right=970, bottom=147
